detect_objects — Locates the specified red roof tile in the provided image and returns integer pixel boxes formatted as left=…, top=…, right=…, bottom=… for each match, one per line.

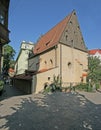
left=33, top=12, right=72, bottom=55
left=88, top=49, right=101, bottom=55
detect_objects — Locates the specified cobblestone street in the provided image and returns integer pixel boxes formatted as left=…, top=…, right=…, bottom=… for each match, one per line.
left=0, top=86, right=101, bottom=130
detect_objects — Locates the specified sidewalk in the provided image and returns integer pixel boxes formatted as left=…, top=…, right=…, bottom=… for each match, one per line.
left=77, top=90, right=101, bottom=105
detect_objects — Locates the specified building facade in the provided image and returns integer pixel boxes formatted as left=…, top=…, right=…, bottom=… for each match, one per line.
left=13, top=10, right=88, bottom=94
left=15, top=41, right=34, bottom=75
left=28, top=10, right=88, bottom=93
left=0, top=0, right=10, bottom=72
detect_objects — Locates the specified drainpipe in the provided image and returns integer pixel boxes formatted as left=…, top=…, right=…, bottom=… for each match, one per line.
left=0, top=44, right=3, bottom=74
left=1, top=45, right=4, bottom=73
left=55, top=45, right=57, bottom=67
left=60, top=44, right=62, bottom=80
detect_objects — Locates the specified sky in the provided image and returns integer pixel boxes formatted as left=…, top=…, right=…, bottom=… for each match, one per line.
left=9, top=0, right=101, bottom=59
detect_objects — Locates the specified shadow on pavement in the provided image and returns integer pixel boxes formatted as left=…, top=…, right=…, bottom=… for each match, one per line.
left=0, top=92, right=101, bottom=130
left=0, top=84, right=26, bottom=101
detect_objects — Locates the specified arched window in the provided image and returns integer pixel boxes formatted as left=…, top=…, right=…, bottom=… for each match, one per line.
left=50, top=59, right=53, bottom=64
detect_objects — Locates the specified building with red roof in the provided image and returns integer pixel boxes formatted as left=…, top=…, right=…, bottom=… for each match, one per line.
left=88, top=49, right=101, bottom=60
left=14, top=10, right=88, bottom=94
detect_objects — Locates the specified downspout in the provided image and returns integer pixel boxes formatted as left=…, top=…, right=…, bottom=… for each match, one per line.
left=60, top=44, right=62, bottom=80
left=1, top=45, right=4, bottom=72
left=55, top=45, right=57, bottom=67
left=0, top=44, right=3, bottom=73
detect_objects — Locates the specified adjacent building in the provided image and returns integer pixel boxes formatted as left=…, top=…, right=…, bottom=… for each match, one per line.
left=88, top=49, right=101, bottom=60
left=15, top=41, right=34, bottom=75
left=0, top=0, right=10, bottom=72
left=13, top=41, right=34, bottom=93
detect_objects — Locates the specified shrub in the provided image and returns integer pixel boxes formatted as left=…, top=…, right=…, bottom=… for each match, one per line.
left=0, top=80, right=4, bottom=92
left=75, top=83, right=94, bottom=92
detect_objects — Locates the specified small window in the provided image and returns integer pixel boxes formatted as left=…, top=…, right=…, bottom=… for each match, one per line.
left=66, top=35, right=68, bottom=41
left=37, top=47, right=40, bottom=51
left=50, top=59, right=53, bottom=64
left=74, top=12, right=76, bottom=15
left=71, top=40, right=73, bottom=43
left=68, top=62, right=72, bottom=69
left=78, top=26, right=80, bottom=29
left=46, top=41, right=50, bottom=46
left=44, top=61, right=47, bottom=64
left=48, top=77, right=50, bottom=81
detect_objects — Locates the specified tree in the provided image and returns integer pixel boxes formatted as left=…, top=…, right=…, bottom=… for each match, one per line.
left=2, top=44, right=16, bottom=77
left=87, top=56, right=101, bottom=87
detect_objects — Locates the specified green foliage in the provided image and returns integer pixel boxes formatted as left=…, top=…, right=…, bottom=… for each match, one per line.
left=53, top=75, right=62, bottom=88
left=87, top=56, right=101, bottom=83
left=76, top=82, right=100, bottom=92
left=76, top=83, right=93, bottom=92
left=43, top=75, right=62, bottom=93
left=0, top=80, right=4, bottom=91
left=43, top=86, right=52, bottom=94
left=52, top=75, right=62, bottom=91
left=2, top=44, right=16, bottom=76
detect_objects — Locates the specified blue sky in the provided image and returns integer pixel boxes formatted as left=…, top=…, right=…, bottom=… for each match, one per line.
left=9, top=0, right=101, bottom=59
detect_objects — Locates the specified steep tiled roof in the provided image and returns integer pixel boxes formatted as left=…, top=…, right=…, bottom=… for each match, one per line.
left=33, top=12, right=72, bottom=55
left=88, top=49, right=101, bottom=55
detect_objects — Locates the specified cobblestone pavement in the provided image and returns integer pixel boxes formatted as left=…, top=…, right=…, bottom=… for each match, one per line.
left=0, top=86, right=101, bottom=130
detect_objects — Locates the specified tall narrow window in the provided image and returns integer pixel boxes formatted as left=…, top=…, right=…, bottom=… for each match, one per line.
left=50, top=59, right=53, bottom=64
left=0, top=10, right=5, bottom=25
left=66, top=35, right=68, bottom=41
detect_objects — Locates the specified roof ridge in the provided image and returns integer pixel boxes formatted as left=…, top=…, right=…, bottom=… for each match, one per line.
left=33, top=10, right=75, bottom=55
